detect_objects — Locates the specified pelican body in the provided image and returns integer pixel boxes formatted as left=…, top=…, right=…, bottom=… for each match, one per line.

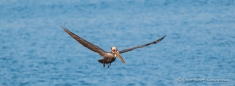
left=61, top=25, right=165, bottom=68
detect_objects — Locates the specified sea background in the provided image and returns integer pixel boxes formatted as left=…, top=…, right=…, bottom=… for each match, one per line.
left=0, top=0, right=234, bottom=86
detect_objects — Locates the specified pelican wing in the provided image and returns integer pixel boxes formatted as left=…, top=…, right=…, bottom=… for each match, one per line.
left=61, top=26, right=107, bottom=56
left=119, top=35, right=166, bottom=54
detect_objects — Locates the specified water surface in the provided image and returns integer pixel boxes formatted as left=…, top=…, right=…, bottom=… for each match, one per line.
left=0, top=0, right=235, bottom=86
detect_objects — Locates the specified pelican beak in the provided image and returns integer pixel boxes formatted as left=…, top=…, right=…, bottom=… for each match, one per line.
left=114, top=51, right=125, bottom=64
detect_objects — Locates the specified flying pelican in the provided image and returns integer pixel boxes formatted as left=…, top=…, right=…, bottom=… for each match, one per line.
left=61, top=26, right=166, bottom=68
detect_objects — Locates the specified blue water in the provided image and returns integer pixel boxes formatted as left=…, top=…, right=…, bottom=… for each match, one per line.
left=1, top=0, right=235, bottom=86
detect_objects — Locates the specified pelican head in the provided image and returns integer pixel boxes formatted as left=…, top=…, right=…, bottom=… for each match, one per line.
left=111, top=46, right=125, bottom=64
left=111, top=46, right=118, bottom=53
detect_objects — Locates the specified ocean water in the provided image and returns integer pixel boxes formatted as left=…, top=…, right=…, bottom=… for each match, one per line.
left=0, top=0, right=235, bottom=86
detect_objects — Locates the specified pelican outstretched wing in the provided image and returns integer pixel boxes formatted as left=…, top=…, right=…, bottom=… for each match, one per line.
left=119, top=35, right=166, bottom=54
left=61, top=25, right=107, bottom=56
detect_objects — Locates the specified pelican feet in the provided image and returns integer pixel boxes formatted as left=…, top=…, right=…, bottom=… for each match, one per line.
left=108, top=63, right=111, bottom=68
left=98, top=59, right=112, bottom=68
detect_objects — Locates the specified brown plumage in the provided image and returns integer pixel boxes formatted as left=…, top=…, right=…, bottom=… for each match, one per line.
left=61, top=25, right=165, bottom=68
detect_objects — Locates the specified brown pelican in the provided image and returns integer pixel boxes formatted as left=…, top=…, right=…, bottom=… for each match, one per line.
left=61, top=26, right=165, bottom=68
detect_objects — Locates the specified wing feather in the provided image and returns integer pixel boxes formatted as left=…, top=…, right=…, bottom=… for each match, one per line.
left=61, top=25, right=106, bottom=56
left=119, top=35, right=166, bottom=54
